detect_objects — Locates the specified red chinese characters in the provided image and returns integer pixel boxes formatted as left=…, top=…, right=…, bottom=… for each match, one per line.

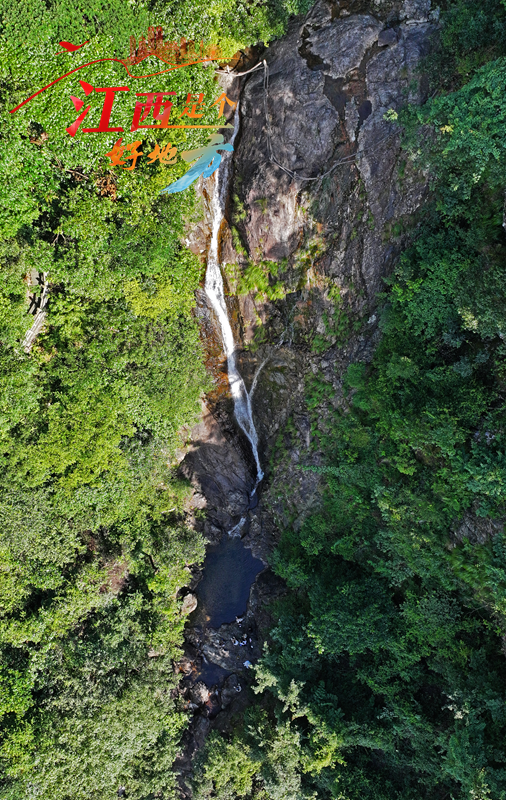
left=66, top=81, right=130, bottom=137
left=105, top=139, right=178, bottom=169
left=146, top=142, right=178, bottom=165
left=211, top=92, right=237, bottom=118
left=83, top=87, right=129, bottom=132
left=104, top=138, right=143, bottom=170
left=179, top=92, right=205, bottom=119
left=130, top=92, right=176, bottom=131
left=66, top=83, right=236, bottom=137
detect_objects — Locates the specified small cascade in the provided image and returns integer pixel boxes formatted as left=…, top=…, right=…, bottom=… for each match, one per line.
left=204, top=106, right=264, bottom=488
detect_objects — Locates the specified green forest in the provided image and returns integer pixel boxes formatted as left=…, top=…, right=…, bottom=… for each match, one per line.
left=1, top=0, right=506, bottom=798
left=0, top=0, right=306, bottom=796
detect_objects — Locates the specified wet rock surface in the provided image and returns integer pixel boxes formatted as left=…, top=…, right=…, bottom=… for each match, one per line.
left=179, top=1, right=435, bottom=547
left=179, top=398, right=255, bottom=543
left=201, top=624, right=260, bottom=672
left=220, top=673, right=242, bottom=708
left=308, top=14, right=383, bottom=78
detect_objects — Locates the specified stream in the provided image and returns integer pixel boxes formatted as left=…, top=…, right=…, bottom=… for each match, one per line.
left=193, top=535, right=264, bottom=629
left=204, top=106, right=264, bottom=489
left=189, top=101, right=266, bottom=681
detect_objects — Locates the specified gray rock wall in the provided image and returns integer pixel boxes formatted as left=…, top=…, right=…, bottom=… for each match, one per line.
left=233, top=0, right=434, bottom=305
left=221, top=0, right=436, bottom=534
left=182, top=0, right=436, bottom=543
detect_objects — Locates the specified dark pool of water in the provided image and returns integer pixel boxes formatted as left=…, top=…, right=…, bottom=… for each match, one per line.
left=196, top=658, right=231, bottom=688
left=192, top=534, right=264, bottom=629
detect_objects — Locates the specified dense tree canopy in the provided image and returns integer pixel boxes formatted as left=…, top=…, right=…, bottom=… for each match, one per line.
left=0, top=0, right=311, bottom=796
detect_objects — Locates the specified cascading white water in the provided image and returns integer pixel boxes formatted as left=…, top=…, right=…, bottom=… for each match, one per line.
left=204, top=106, right=264, bottom=488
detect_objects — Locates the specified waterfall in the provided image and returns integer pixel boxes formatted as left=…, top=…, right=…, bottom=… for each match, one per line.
left=204, top=106, right=264, bottom=488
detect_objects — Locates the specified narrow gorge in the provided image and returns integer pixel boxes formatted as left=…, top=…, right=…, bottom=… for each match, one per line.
left=4, top=0, right=506, bottom=797
left=176, top=0, right=437, bottom=765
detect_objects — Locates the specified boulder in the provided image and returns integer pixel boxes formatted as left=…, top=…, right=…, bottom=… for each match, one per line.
left=181, top=593, right=198, bottom=615
left=189, top=681, right=211, bottom=706
left=220, top=674, right=242, bottom=708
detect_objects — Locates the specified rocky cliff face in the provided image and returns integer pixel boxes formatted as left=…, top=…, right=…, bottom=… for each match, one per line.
left=175, top=0, right=437, bottom=783
left=183, top=0, right=436, bottom=547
